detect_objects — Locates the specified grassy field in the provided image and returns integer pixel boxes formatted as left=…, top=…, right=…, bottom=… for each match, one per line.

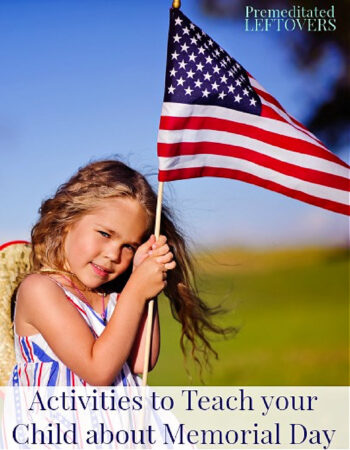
left=148, top=246, right=349, bottom=386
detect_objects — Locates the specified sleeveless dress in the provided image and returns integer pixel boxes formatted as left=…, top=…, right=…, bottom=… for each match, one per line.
left=5, top=285, right=195, bottom=450
left=8, top=285, right=141, bottom=387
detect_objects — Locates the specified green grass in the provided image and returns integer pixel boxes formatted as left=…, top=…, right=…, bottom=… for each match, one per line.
left=148, top=247, right=349, bottom=386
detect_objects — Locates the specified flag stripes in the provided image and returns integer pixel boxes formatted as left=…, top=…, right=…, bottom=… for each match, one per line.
left=159, top=103, right=345, bottom=167
left=250, top=77, right=326, bottom=146
left=158, top=104, right=349, bottom=214
left=159, top=152, right=346, bottom=199
left=158, top=142, right=348, bottom=190
left=158, top=166, right=349, bottom=216
left=159, top=115, right=347, bottom=172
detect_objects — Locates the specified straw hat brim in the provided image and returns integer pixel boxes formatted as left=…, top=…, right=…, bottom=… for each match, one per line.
left=0, top=241, right=32, bottom=385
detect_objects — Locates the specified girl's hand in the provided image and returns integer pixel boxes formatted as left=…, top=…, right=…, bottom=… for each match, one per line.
left=129, top=235, right=176, bottom=300
left=132, top=234, right=156, bottom=270
left=148, top=235, right=176, bottom=270
left=133, top=234, right=176, bottom=270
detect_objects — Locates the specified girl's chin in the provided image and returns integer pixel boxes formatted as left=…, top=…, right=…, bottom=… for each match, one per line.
left=75, top=266, right=121, bottom=289
left=87, top=274, right=119, bottom=289
left=73, top=273, right=107, bottom=290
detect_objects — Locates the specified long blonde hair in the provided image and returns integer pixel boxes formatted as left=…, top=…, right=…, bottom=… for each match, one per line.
left=31, top=160, right=233, bottom=371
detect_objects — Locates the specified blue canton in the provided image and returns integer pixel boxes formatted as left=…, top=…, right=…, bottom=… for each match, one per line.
left=164, top=9, right=262, bottom=115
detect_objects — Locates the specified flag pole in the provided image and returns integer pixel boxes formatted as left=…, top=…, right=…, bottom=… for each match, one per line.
left=141, top=0, right=181, bottom=387
left=142, top=181, right=164, bottom=385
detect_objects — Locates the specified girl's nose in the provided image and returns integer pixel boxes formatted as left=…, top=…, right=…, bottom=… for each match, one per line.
left=104, top=242, right=122, bottom=263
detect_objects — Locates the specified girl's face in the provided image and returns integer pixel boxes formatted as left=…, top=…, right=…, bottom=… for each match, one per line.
left=64, top=197, right=149, bottom=289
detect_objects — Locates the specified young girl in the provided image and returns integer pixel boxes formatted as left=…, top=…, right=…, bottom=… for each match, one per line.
left=9, top=159, right=227, bottom=387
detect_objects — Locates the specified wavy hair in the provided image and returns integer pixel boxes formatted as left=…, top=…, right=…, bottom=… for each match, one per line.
left=31, top=159, right=234, bottom=373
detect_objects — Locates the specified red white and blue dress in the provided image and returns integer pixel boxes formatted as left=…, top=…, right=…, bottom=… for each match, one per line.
left=5, top=284, right=195, bottom=450
left=9, top=286, right=141, bottom=387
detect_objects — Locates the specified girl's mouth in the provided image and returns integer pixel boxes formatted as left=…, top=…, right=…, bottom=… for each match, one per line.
left=90, top=262, right=112, bottom=278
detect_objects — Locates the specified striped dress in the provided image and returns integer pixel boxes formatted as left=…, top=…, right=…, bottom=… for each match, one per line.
left=8, top=286, right=141, bottom=387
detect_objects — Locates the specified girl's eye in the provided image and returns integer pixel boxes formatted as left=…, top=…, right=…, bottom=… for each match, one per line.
left=124, top=244, right=136, bottom=253
left=98, top=231, right=111, bottom=238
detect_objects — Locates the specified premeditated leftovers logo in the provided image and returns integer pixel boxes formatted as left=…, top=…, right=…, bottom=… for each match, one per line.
left=245, top=5, right=336, bottom=32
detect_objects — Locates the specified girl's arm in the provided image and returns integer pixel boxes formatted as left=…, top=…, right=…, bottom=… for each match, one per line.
left=127, top=299, right=160, bottom=374
left=127, top=234, right=171, bottom=374
left=16, top=250, right=171, bottom=386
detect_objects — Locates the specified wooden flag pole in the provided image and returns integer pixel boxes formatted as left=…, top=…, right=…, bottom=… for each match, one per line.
left=142, top=181, right=164, bottom=386
left=141, top=0, right=181, bottom=387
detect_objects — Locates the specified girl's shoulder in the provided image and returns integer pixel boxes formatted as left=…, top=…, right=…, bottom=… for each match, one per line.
left=19, top=272, right=62, bottom=293
left=17, top=273, right=67, bottom=309
left=15, top=273, right=69, bottom=337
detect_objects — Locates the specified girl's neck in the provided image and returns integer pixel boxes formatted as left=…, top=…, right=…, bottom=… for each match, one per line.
left=41, top=267, right=105, bottom=294
left=57, top=273, right=108, bottom=324
left=63, top=274, right=105, bottom=295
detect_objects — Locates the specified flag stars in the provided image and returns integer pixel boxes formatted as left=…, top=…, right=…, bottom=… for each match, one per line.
left=250, top=98, right=257, bottom=106
left=177, top=77, right=185, bottom=86
left=181, top=43, right=189, bottom=53
left=168, top=14, right=260, bottom=114
left=211, top=81, right=219, bottom=91
left=203, top=71, right=212, bottom=81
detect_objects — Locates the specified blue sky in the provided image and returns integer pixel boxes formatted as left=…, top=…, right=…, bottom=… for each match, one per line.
left=0, top=0, right=348, bottom=249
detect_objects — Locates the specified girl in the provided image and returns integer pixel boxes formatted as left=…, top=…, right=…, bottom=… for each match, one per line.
left=9, top=159, right=227, bottom=387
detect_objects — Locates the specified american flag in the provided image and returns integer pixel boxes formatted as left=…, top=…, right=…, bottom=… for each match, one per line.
left=157, top=9, right=350, bottom=216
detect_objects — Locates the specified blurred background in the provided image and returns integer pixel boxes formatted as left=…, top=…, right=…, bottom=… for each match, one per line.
left=0, top=0, right=348, bottom=385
